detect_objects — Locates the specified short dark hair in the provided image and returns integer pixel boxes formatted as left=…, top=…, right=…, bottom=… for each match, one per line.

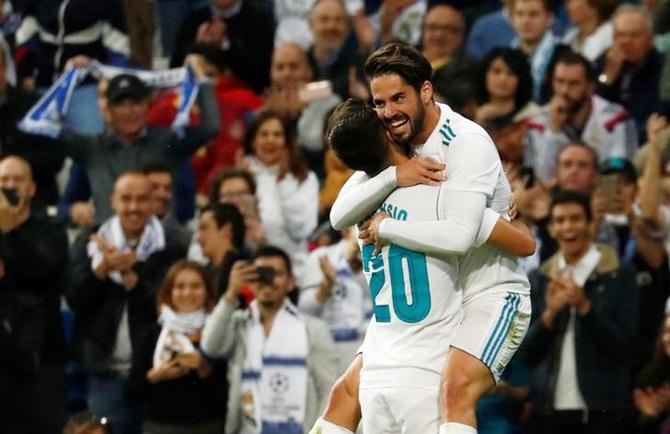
left=327, top=98, right=388, bottom=176
left=550, top=190, right=593, bottom=221
left=477, top=47, right=533, bottom=113
left=364, top=42, right=433, bottom=92
left=208, top=167, right=257, bottom=205
left=253, top=245, right=293, bottom=277
left=554, top=50, right=596, bottom=82
left=202, top=203, right=246, bottom=250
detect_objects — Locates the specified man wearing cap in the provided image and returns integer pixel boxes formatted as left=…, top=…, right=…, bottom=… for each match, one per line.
left=56, top=54, right=219, bottom=223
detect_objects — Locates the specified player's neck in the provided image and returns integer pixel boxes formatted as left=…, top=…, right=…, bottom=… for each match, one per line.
left=414, top=101, right=441, bottom=146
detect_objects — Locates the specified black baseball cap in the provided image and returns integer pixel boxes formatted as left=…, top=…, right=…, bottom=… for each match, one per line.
left=106, top=74, right=151, bottom=104
left=600, top=157, right=637, bottom=184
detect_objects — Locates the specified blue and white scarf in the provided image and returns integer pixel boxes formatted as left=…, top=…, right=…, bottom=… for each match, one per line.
left=240, top=300, right=308, bottom=434
left=19, top=61, right=199, bottom=139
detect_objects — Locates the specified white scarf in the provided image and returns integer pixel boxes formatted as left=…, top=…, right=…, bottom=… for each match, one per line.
left=19, top=60, right=199, bottom=139
left=240, top=300, right=308, bottom=434
left=153, top=304, right=207, bottom=368
left=320, top=240, right=366, bottom=343
left=87, top=215, right=166, bottom=285
left=557, top=244, right=601, bottom=288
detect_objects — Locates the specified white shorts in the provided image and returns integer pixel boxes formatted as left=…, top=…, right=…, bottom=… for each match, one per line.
left=359, top=386, right=440, bottom=434
left=450, top=290, right=531, bottom=382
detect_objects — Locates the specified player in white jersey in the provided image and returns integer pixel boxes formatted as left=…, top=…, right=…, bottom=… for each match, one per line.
left=311, top=43, right=533, bottom=434
left=311, top=98, right=534, bottom=434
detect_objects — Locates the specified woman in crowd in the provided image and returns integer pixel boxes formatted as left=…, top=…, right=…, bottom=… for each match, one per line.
left=475, top=47, right=538, bottom=167
left=126, top=260, right=226, bottom=434
left=562, top=0, right=618, bottom=61
left=240, top=110, right=319, bottom=283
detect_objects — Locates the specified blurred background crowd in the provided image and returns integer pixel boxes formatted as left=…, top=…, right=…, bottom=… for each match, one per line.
left=0, top=0, right=669, bottom=433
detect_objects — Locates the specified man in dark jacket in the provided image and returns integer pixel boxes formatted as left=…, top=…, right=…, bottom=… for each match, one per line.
left=0, top=155, right=69, bottom=434
left=68, top=171, right=187, bottom=434
left=170, top=0, right=275, bottom=94
left=524, top=190, right=638, bottom=434
left=0, top=48, right=64, bottom=208
left=595, top=5, right=669, bottom=141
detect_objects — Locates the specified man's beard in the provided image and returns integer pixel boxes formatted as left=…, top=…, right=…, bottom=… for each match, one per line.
left=386, top=102, right=426, bottom=153
left=566, top=94, right=589, bottom=116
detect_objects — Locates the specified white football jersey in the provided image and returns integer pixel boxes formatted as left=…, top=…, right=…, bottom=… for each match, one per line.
left=359, top=182, right=462, bottom=390
left=425, top=103, right=530, bottom=302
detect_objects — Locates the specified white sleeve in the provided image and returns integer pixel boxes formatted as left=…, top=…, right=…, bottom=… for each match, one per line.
left=277, top=172, right=319, bottom=241
left=329, top=166, right=397, bottom=230
left=378, top=131, right=502, bottom=255
left=474, top=208, right=502, bottom=247
left=201, top=298, right=238, bottom=358
left=440, top=131, right=501, bottom=196
left=379, top=190, right=487, bottom=255
left=297, top=250, right=327, bottom=316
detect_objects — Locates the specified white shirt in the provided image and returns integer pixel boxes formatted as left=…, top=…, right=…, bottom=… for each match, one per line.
left=358, top=182, right=462, bottom=390
left=562, top=21, right=613, bottom=62
left=248, top=157, right=319, bottom=282
left=553, top=245, right=601, bottom=410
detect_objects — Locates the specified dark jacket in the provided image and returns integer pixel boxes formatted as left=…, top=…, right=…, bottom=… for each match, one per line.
left=307, top=43, right=366, bottom=101
left=0, top=211, right=68, bottom=364
left=125, top=323, right=227, bottom=426
left=67, top=222, right=187, bottom=373
left=524, top=244, right=638, bottom=412
left=170, top=2, right=275, bottom=94
left=57, top=81, right=219, bottom=223
left=16, top=0, right=128, bottom=87
left=596, top=48, right=669, bottom=142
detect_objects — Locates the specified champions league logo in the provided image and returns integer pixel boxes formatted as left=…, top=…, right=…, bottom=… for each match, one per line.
left=333, top=282, right=347, bottom=301
left=269, top=372, right=290, bottom=395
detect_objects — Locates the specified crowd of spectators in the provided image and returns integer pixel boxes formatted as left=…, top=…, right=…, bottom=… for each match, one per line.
left=0, top=0, right=669, bottom=433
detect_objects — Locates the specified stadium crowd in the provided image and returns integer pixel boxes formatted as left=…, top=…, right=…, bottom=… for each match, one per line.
left=0, top=0, right=668, bottom=433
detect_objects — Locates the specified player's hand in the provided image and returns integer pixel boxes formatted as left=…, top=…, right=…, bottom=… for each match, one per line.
left=396, top=157, right=445, bottom=187
left=359, top=212, right=389, bottom=255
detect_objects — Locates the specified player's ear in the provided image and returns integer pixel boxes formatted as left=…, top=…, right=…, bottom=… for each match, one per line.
left=420, top=81, right=433, bottom=105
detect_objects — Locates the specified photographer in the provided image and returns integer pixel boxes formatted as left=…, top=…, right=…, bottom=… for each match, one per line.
left=201, top=246, right=338, bottom=434
left=0, top=155, right=68, bottom=433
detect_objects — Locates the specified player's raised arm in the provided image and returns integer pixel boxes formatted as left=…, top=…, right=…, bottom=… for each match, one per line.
left=485, top=216, right=536, bottom=257
left=372, top=132, right=499, bottom=255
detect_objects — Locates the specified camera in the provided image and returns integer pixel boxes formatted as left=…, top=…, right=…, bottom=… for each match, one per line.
left=1, top=188, right=19, bottom=207
left=255, top=266, right=276, bottom=284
